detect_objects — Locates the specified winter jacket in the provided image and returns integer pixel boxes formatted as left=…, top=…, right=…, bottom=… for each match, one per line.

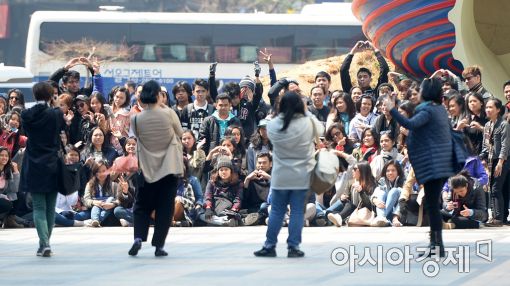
left=481, top=117, right=510, bottom=162
left=267, top=112, right=324, bottom=190
left=390, top=102, right=455, bottom=184
left=443, top=182, right=488, bottom=222
left=20, top=104, right=64, bottom=193
left=204, top=180, right=243, bottom=211
left=198, top=112, right=241, bottom=155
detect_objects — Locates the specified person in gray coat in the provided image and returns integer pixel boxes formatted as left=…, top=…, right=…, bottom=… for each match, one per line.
left=385, top=78, right=455, bottom=258
left=254, top=91, right=323, bottom=258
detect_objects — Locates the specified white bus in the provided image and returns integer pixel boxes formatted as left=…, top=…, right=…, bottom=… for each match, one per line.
left=26, top=8, right=363, bottom=93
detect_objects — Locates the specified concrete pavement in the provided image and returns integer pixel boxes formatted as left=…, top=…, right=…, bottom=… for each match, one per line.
left=1, top=226, right=509, bottom=285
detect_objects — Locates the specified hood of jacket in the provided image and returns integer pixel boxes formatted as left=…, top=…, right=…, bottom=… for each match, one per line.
left=21, top=103, right=53, bottom=130
left=212, top=110, right=235, bottom=122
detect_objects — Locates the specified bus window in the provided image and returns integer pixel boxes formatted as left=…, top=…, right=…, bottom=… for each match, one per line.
left=187, top=45, right=211, bottom=62
left=258, top=47, right=292, bottom=64
left=154, top=44, right=187, bottom=62
left=214, top=46, right=239, bottom=63
left=240, top=46, right=257, bottom=63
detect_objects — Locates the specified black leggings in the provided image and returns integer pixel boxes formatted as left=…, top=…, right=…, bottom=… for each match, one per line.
left=424, top=178, right=447, bottom=231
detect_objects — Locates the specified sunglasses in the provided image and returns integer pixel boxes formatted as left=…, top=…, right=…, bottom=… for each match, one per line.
left=9, top=97, right=18, bottom=100
left=464, top=76, right=474, bottom=81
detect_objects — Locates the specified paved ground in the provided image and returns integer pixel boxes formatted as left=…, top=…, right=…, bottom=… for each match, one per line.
left=0, top=226, right=509, bottom=285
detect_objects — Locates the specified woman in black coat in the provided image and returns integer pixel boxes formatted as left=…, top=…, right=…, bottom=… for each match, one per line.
left=21, top=82, right=65, bottom=257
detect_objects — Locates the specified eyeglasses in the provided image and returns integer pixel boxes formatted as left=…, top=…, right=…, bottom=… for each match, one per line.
left=464, top=76, right=474, bottom=81
left=9, top=97, right=18, bottom=101
left=333, top=131, right=342, bottom=137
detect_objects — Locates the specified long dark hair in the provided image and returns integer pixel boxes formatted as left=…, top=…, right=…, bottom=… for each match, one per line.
left=89, top=92, right=109, bottom=117
left=465, top=92, right=486, bottom=120
left=279, top=91, right=305, bottom=131
left=87, top=160, right=113, bottom=197
left=224, top=125, right=246, bottom=157
left=249, top=126, right=272, bottom=151
left=330, top=91, right=356, bottom=121
left=182, top=129, right=197, bottom=154
left=0, top=146, right=14, bottom=180
left=355, top=161, right=376, bottom=195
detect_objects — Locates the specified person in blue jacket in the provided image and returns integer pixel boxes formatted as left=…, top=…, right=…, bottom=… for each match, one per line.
left=384, top=78, right=455, bottom=257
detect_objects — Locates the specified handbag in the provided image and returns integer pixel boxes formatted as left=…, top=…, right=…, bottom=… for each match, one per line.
left=451, top=128, right=468, bottom=173
left=133, top=115, right=145, bottom=188
left=309, top=118, right=339, bottom=195
left=347, top=201, right=374, bottom=227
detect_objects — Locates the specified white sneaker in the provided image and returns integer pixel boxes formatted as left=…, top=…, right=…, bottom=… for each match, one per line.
left=83, top=219, right=93, bottom=227
left=119, top=219, right=130, bottom=227
left=371, top=217, right=389, bottom=227
left=327, top=213, right=343, bottom=227
left=73, top=220, right=84, bottom=227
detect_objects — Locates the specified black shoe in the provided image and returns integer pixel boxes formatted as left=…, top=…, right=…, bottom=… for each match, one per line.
left=155, top=248, right=168, bottom=257
left=419, top=231, right=445, bottom=258
left=128, top=239, right=142, bottom=256
left=41, top=247, right=52, bottom=257
left=288, top=248, right=305, bottom=258
left=36, top=246, right=43, bottom=257
left=254, top=247, right=276, bottom=257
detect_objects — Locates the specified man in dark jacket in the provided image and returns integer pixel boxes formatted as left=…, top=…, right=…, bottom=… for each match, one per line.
left=441, top=173, right=488, bottom=229
left=199, top=93, right=241, bottom=155
left=230, top=75, right=263, bottom=141
left=49, top=57, right=100, bottom=98
left=242, top=152, right=272, bottom=225
left=340, top=41, right=389, bottom=100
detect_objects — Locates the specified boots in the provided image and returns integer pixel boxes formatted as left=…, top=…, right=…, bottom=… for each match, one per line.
left=420, top=230, right=445, bottom=258
left=2, top=215, right=24, bottom=228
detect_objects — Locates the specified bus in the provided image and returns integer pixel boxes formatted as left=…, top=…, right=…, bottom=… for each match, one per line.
left=26, top=7, right=364, bottom=93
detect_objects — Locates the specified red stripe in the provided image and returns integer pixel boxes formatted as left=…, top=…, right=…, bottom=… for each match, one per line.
left=447, top=57, right=463, bottom=75
left=433, top=51, right=452, bottom=71
left=362, top=0, right=412, bottom=37
left=402, top=32, right=456, bottom=77
left=351, top=0, right=368, bottom=20
left=386, top=18, right=450, bottom=64
left=371, top=0, right=455, bottom=47
left=418, top=43, right=455, bottom=75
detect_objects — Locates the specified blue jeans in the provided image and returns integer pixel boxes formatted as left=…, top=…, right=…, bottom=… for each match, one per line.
left=316, top=200, right=345, bottom=217
left=373, top=187, right=402, bottom=220
left=91, top=206, right=114, bottom=223
left=54, top=211, right=75, bottom=227
left=264, top=189, right=307, bottom=249
left=114, top=206, right=133, bottom=223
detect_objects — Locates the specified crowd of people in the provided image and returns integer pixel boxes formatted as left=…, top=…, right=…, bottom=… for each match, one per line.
left=0, top=40, right=509, bottom=257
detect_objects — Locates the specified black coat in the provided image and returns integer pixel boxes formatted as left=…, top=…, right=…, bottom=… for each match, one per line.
left=20, top=104, right=65, bottom=193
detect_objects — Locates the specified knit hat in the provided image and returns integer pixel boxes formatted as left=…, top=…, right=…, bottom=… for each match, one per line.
left=216, top=156, right=233, bottom=171
left=239, top=76, right=255, bottom=93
